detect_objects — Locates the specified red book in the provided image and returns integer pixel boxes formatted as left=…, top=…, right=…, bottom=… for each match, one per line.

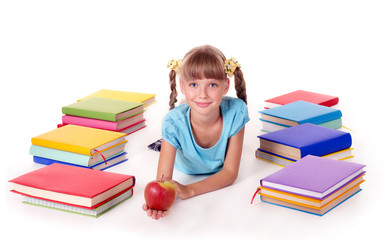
left=9, top=163, right=135, bottom=208
left=265, top=90, right=339, bottom=109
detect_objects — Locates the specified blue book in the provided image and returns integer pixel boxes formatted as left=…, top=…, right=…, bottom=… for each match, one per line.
left=33, top=152, right=128, bottom=171
left=257, top=123, right=352, bottom=161
left=259, top=100, right=342, bottom=128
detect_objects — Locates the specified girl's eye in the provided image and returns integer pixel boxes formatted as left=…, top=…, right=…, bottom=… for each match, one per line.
left=209, top=83, right=217, bottom=87
left=189, top=83, right=197, bottom=87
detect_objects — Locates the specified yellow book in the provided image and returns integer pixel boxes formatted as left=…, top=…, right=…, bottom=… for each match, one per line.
left=31, top=125, right=127, bottom=155
left=78, top=89, right=156, bottom=107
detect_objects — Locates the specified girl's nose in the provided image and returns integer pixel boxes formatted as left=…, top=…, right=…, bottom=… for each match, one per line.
left=199, top=86, right=208, bottom=98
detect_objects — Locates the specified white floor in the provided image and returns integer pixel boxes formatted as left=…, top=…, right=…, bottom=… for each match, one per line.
left=2, top=1, right=384, bottom=239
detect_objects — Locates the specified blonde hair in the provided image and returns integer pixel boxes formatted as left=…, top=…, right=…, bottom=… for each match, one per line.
left=168, top=45, right=247, bottom=110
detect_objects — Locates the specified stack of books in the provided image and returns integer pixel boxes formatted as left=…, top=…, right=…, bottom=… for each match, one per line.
left=259, top=100, right=343, bottom=132
left=9, top=163, right=136, bottom=217
left=60, top=97, right=146, bottom=135
left=264, top=90, right=339, bottom=109
left=30, top=124, right=128, bottom=170
left=256, top=123, right=353, bottom=167
left=255, top=155, right=365, bottom=216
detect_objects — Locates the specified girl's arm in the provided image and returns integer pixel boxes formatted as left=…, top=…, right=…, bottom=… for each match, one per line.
left=172, top=127, right=245, bottom=200
left=143, top=139, right=177, bottom=220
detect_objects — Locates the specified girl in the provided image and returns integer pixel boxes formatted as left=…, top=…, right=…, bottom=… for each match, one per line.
left=143, top=45, right=249, bottom=220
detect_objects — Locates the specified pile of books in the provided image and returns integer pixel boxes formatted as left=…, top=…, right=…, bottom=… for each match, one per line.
left=255, top=155, right=365, bottom=216
left=59, top=89, right=156, bottom=135
left=9, top=163, right=136, bottom=217
left=256, top=90, right=352, bottom=166
left=30, top=124, right=128, bottom=170
left=8, top=89, right=156, bottom=217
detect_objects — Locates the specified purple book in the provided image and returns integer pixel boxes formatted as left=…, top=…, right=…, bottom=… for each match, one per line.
left=261, top=155, right=365, bottom=199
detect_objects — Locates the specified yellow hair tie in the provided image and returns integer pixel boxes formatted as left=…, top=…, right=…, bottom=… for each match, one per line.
left=167, top=59, right=182, bottom=73
left=224, top=58, right=241, bottom=78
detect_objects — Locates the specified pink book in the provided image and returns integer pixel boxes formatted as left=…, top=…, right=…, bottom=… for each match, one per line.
left=62, top=112, right=144, bottom=131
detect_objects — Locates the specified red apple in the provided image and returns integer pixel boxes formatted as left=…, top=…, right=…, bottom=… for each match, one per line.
left=144, top=178, right=176, bottom=211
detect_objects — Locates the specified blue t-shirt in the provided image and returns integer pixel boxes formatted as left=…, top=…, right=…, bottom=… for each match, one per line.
left=162, top=96, right=250, bottom=175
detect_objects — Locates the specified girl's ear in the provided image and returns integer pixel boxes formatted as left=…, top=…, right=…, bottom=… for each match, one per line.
left=224, top=78, right=230, bottom=94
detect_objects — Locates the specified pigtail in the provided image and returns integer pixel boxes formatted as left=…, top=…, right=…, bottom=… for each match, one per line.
left=169, top=70, right=178, bottom=110
left=233, top=67, right=247, bottom=105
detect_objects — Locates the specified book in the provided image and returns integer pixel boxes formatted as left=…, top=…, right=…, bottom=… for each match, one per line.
left=259, top=174, right=365, bottom=208
left=22, top=188, right=133, bottom=217
left=30, top=143, right=126, bottom=167
left=260, top=186, right=361, bottom=216
left=257, top=123, right=352, bottom=161
left=265, top=90, right=339, bottom=109
left=9, top=163, right=135, bottom=208
left=78, top=89, right=156, bottom=107
left=260, top=118, right=342, bottom=133
left=31, top=125, right=127, bottom=156
left=260, top=155, right=365, bottom=198
left=62, top=97, right=144, bottom=122
left=259, top=100, right=342, bottom=131
left=256, top=148, right=353, bottom=167
left=62, top=112, right=145, bottom=131
left=257, top=155, right=365, bottom=215
left=32, top=152, right=128, bottom=171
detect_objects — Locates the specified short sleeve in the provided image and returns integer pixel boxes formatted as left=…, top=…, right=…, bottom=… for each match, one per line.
left=228, top=98, right=250, bottom=137
left=161, top=113, right=181, bottom=149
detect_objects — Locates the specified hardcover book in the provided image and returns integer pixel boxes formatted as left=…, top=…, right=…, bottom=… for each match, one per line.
left=257, top=123, right=352, bottom=161
left=259, top=100, right=342, bottom=128
left=265, top=90, right=339, bottom=109
left=78, top=89, right=156, bottom=107
left=260, top=155, right=365, bottom=198
left=62, top=97, right=144, bottom=122
left=62, top=112, right=145, bottom=131
left=9, top=163, right=135, bottom=208
left=257, top=155, right=365, bottom=215
left=31, top=125, right=127, bottom=156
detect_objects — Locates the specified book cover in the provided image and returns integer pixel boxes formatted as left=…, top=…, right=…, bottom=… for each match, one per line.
left=9, top=163, right=135, bottom=208
left=30, top=142, right=126, bottom=167
left=62, top=112, right=144, bottom=131
left=260, top=155, right=365, bottom=198
left=265, top=90, right=339, bottom=108
left=23, top=188, right=133, bottom=217
left=258, top=123, right=352, bottom=160
left=33, top=151, right=128, bottom=171
left=78, top=89, right=156, bottom=107
left=259, top=100, right=342, bottom=127
left=31, top=125, right=127, bottom=155
left=62, top=97, right=144, bottom=122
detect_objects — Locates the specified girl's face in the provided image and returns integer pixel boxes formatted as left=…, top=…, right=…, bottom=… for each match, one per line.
left=180, top=78, right=229, bottom=116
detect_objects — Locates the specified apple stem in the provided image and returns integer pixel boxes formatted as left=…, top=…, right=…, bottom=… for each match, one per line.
left=161, top=174, right=164, bottom=182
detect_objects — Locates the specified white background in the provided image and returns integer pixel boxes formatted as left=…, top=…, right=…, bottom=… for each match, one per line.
left=1, top=1, right=384, bottom=239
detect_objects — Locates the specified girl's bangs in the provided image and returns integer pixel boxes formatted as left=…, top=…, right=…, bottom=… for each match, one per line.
left=181, top=50, right=226, bottom=81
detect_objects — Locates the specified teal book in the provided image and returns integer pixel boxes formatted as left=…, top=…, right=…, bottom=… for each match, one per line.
left=62, top=97, right=144, bottom=122
left=259, top=100, right=342, bottom=128
left=30, top=143, right=126, bottom=167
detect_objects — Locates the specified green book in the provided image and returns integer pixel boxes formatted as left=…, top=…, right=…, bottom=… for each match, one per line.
left=62, top=97, right=144, bottom=122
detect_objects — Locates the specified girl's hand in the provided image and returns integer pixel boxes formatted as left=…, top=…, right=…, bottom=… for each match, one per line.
left=142, top=203, right=170, bottom=220
left=170, top=180, right=194, bottom=200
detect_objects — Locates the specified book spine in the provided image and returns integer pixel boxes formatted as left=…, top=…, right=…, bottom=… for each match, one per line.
left=62, top=107, right=116, bottom=121
left=62, top=115, right=118, bottom=130
left=30, top=145, right=91, bottom=166
left=300, top=133, right=352, bottom=158
left=31, top=138, right=92, bottom=155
